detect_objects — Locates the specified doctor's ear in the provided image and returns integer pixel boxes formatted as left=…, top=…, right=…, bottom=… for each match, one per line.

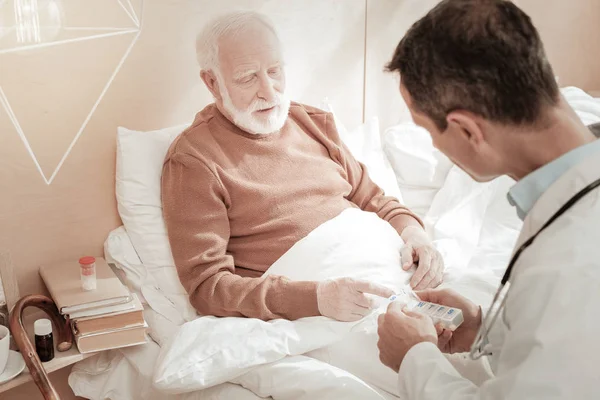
left=445, top=111, right=485, bottom=146
left=200, top=70, right=222, bottom=100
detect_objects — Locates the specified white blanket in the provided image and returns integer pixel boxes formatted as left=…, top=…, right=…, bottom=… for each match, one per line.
left=153, top=209, right=498, bottom=398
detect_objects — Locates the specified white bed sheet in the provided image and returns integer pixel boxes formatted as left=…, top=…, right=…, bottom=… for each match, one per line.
left=86, top=209, right=499, bottom=400
left=71, top=307, right=401, bottom=400
left=75, top=217, right=402, bottom=400
left=74, top=191, right=508, bottom=399
left=69, top=307, right=265, bottom=400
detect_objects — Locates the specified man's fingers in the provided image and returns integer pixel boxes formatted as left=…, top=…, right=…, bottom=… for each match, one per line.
left=352, top=293, right=372, bottom=309
left=434, top=322, right=445, bottom=336
left=410, top=249, right=432, bottom=288
left=441, top=329, right=453, bottom=341
left=401, top=308, right=429, bottom=320
left=432, top=268, right=444, bottom=288
left=386, top=299, right=407, bottom=316
left=354, top=280, right=395, bottom=298
left=415, top=288, right=444, bottom=303
left=429, top=256, right=445, bottom=288
left=400, top=245, right=414, bottom=270
left=435, top=323, right=452, bottom=340
left=344, top=313, right=364, bottom=322
left=438, top=329, right=453, bottom=351
left=415, top=287, right=458, bottom=305
left=351, top=311, right=369, bottom=319
left=340, top=307, right=369, bottom=322
left=431, top=274, right=444, bottom=288
left=414, top=271, right=434, bottom=290
left=436, top=256, right=445, bottom=279
left=414, top=265, right=438, bottom=290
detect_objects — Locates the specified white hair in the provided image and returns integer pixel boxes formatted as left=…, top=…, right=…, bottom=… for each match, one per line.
left=195, top=11, right=279, bottom=71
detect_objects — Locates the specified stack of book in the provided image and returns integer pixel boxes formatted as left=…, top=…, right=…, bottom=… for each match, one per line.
left=40, top=257, right=147, bottom=353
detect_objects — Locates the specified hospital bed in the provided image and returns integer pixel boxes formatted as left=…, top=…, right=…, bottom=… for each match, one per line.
left=68, top=88, right=600, bottom=400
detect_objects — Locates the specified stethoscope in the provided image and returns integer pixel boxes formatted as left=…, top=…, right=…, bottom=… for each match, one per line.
left=469, top=177, right=600, bottom=360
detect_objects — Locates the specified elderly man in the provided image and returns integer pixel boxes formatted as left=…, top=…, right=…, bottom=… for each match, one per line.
left=161, top=11, right=444, bottom=322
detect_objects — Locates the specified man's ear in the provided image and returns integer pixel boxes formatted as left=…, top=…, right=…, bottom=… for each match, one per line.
left=445, top=111, right=485, bottom=147
left=200, top=70, right=221, bottom=100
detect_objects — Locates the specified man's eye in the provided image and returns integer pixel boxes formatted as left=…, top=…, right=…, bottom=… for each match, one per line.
left=268, top=68, right=281, bottom=76
left=239, top=75, right=256, bottom=84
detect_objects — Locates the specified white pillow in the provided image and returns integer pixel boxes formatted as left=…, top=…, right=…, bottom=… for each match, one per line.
left=467, top=176, right=522, bottom=278
left=424, top=166, right=499, bottom=271
left=116, top=124, right=197, bottom=324
left=383, top=122, right=453, bottom=218
left=321, top=102, right=404, bottom=202
left=116, top=124, right=188, bottom=267
left=104, top=226, right=147, bottom=298
left=561, top=86, right=600, bottom=126
left=104, top=226, right=193, bottom=326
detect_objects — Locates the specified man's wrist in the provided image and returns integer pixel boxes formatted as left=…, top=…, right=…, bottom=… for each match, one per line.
left=391, top=214, right=424, bottom=237
left=400, top=226, right=432, bottom=248
left=400, top=225, right=426, bottom=240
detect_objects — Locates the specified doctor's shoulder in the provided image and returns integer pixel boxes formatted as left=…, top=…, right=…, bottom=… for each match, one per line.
left=512, top=199, right=600, bottom=280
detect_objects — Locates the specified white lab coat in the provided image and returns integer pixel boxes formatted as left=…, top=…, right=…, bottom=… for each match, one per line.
left=398, top=153, right=600, bottom=399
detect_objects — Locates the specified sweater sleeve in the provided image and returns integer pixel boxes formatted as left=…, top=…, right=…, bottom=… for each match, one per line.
left=324, top=114, right=423, bottom=234
left=161, top=151, right=319, bottom=321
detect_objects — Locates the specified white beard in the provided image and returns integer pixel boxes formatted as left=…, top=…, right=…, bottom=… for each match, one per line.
left=217, top=75, right=291, bottom=135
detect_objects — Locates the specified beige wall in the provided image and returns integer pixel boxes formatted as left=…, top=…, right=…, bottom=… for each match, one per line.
left=365, top=0, right=600, bottom=128
left=0, top=0, right=598, bottom=398
left=517, top=0, right=600, bottom=91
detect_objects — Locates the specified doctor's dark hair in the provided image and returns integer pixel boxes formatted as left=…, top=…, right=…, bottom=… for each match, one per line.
left=386, top=0, right=559, bottom=131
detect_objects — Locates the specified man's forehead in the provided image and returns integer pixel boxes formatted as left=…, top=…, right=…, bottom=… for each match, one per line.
left=228, top=51, right=281, bottom=69
left=219, top=23, right=280, bottom=56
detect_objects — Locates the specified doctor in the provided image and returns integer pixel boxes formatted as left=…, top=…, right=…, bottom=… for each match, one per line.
left=377, top=0, right=600, bottom=398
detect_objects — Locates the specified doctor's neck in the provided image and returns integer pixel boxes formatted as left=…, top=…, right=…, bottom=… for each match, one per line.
left=500, top=97, right=597, bottom=181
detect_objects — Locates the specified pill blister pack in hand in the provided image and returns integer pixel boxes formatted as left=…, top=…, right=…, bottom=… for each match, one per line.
left=389, top=286, right=464, bottom=331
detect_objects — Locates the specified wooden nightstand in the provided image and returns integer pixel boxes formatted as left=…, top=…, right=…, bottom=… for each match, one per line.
left=0, top=315, right=97, bottom=394
left=0, top=251, right=98, bottom=397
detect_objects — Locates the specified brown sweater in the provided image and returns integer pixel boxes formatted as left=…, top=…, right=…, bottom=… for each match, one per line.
left=161, top=103, right=421, bottom=321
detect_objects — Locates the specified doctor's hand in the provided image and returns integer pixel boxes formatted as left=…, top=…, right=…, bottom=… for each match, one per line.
left=377, top=301, right=438, bottom=372
left=416, top=288, right=482, bottom=354
left=317, top=278, right=394, bottom=322
left=400, top=226, right=445, bottom=290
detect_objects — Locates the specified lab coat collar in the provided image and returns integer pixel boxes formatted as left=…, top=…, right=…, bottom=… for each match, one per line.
left=514, top=152, right=600, bottom=250
left=508, top=139, right=600, bottom=220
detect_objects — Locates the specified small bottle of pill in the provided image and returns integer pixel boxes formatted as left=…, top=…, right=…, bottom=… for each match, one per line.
left=79, top=256, right=97, bottom=291
left=34, top=318, right=54, bottom=362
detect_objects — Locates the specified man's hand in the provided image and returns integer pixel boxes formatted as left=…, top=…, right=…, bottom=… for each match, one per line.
left=400, top=226, right=445, bottom=290
left=416, top=288, right=482, bottom=354
left=377, top=301, right=438, bottom=372
left=317, top=278, right=394, bottom=322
